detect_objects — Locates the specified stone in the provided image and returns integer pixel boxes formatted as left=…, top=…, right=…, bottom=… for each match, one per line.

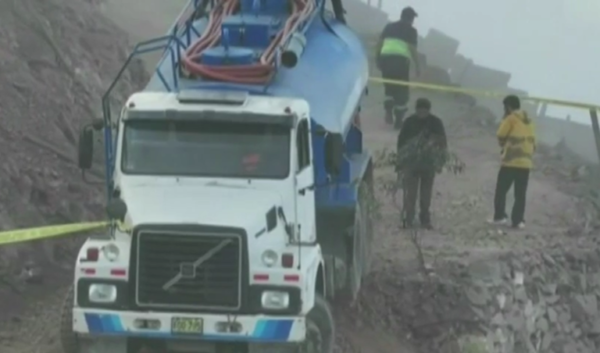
left=513, top=271, right=525, bottom=286
left=546, top=295, right=561, bottom=305
left=496, top=293, right=506, bottom=310
left=536, top=317, right=550, bottom=332
left=543, top=283, right=558, bottom=295
left=506, top=310, right=525, bottom=331
left=589, top=318, right=600, bottom=334
left=547, top=307, right=558, bottom=323
left=514, top=287, right=528, bottom=302
left=524, top=300, right=534, bottom=317
left=541, top=332, right=554, bottom=351
left=491, top=312, right=506, bottom=326
left=558, top=307, right=572, bottom=324
left=466, top=286, right=490, bottom=306
left=571, top=295, right=597, bottom=321
left=542, top=254, right=557, bottom=266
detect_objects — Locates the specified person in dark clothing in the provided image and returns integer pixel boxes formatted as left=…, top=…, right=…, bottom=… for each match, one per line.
left=376, top=6, right=421, bottom=130
left=396, top=98, right=447, bottom=229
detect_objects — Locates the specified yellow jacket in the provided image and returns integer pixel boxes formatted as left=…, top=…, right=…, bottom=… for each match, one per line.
left=496, top=110, right=536, bottom=169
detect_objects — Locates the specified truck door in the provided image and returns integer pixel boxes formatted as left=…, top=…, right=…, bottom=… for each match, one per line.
left=295, top=118, right=316, bottom=242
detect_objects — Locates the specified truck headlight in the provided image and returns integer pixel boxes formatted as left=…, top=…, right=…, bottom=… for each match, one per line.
left=89, top=284, right=117, bottom=303
left=261, top=250, right=278, bottom=267
left=261, top=291, right=289, bottom=310
left=102, top=243, right=120, bottom=262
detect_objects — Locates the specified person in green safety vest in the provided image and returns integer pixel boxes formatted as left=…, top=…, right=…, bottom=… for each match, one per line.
left=376, top=6, right=421, bottom=129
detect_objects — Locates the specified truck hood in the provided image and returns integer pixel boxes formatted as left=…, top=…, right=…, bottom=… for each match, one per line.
left=121, top=183, right=282, bottom=230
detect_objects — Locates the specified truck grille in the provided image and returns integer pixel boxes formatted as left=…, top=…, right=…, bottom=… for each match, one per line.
left=134, top=228, right=243, bottom=310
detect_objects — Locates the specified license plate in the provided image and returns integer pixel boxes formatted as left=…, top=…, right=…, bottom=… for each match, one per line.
left=171, top=317, right=204, bottom=334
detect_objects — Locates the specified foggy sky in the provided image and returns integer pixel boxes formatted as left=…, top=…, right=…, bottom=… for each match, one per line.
left=376, top=0, right=600, bottom=123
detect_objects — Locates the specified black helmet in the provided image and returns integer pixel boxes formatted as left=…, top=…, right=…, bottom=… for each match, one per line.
left=401, top=7, right=418, bottom=20
left=416, top=97, right=431, bottom=110
left=502, top=95, right=521, bottom=110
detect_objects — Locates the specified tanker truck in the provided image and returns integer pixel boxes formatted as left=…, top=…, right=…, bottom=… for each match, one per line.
left=61, top=0, right=373, bottom=352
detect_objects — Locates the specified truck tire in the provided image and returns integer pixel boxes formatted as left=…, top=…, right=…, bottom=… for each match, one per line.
left=359, top=180, right=374, bottom=275
left=301, top=294, right=335, bottom=353
left=359, top=179, right=376, bottom=277
left=343, top=197, right=366, bottom=304
left=60, top=285, right=79, bottom=353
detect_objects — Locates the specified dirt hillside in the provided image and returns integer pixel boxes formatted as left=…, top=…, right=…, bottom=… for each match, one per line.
left=1, top=1, right=600, bottom=353
left=0, top=0, right=145, bottom=351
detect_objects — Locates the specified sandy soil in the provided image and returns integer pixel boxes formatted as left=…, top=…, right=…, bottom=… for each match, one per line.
left=0, top=1, right=597, bottom=353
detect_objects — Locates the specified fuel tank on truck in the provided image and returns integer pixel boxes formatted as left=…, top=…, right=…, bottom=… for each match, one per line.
left=146, top=0, right=370, bottom=137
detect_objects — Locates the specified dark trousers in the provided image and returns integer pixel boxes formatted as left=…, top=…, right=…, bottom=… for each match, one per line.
left=403, top=169, right=435, bottom=225
left=380, top=56, right=410, bottom=119
left=493, top=166, right=530, bottom=225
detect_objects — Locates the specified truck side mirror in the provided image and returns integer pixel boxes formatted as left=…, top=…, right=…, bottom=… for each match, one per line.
left=77, top=118, right=105, bottom=171
left=78, top=126, right=94, bottom=170
left=324, top=133, right=343, bottom=176
left=106, top=198, right=127, bottom=222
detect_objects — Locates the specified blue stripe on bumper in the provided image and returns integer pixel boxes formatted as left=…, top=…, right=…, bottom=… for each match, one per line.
left=84, top=313, right=294, bottom=341
left=85, top=313, right=124, bottom=333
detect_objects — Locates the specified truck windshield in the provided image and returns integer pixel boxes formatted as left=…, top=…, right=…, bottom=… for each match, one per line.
left=121, top=120, right=291, bottom=179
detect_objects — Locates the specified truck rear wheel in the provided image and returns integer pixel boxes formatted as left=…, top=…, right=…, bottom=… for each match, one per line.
left=359, top=180, right=374, bottom=275
left=300, top=294, right=334, bottom=353
left=342, top=181, right=373, bottom=304
left=60, top=285, right=79, bottom=353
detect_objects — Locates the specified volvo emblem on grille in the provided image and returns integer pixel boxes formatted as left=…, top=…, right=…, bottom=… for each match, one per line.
left=162, top=239, right=233, bottom=291
left=179, top=263, right=196, bottom=278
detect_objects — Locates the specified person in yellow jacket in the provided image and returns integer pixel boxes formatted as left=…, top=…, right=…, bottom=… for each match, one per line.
left=488, top=95, right=536, bottom=229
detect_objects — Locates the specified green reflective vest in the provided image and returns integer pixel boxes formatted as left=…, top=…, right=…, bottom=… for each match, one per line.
left=380, top=38, right=411, bottom=59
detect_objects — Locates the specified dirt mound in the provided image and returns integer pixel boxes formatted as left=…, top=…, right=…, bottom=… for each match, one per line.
left=0, top=0, right=145, bottom=348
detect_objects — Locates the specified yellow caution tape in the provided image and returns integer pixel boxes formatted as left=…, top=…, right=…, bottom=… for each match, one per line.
left=369, top=77, right=600, bottom=111
left=0, top=221, right=110, bottom=246
left=0, top=78, right=595, bottom=247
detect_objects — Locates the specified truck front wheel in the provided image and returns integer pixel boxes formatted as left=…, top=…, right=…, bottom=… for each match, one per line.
left=60, top=285, right=80, bottom=353
left=300, top=294, right=335, bottom=353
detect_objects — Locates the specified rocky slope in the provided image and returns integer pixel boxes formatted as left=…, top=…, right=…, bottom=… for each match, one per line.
left=0, top=0, right=146, bottom=346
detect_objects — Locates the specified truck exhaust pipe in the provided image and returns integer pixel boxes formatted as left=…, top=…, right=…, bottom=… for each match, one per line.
left=281, top=33, right=307, bottom=68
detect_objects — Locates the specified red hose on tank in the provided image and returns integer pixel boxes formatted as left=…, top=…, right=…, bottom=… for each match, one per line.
left=181, top=0, right=314, bottom=84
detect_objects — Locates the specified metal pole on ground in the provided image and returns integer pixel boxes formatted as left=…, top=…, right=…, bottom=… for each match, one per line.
left=589, top=109, right=600, bottom=163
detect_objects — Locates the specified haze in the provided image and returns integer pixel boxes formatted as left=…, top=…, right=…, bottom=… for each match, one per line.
left=373, top=0, right=600, bottom=123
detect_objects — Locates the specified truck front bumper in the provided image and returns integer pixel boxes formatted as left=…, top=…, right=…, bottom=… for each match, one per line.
left=73, top=308, right=306, bottom=343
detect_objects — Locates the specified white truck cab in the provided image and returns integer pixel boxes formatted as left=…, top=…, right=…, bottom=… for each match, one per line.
left=62, top=90, right=335, bottom=353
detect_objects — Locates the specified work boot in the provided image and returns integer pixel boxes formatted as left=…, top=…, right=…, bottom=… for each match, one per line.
left=385, top=111, right=393, bottom=124
left=403, top=213, right=415, bottom=229
left=420, top=221, right=434, bottom=230
left=420, top=215, right=433, bottom=230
